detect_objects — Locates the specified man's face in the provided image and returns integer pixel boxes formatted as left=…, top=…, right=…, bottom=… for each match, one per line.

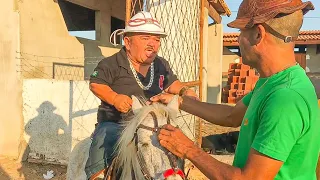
left=124, top=33, right=161, bottom=64
left=238, top=27, right=260, bottom=67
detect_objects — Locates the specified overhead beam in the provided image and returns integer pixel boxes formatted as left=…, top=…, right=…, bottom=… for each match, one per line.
left=204, top=0, right=222, bottom=24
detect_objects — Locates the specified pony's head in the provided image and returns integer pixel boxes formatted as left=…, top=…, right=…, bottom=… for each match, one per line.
left=116, top=95, right=185, bottom=180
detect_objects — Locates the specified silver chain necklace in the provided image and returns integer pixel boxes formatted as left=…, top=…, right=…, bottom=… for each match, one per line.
left=128, top=57, right=154, bottom=90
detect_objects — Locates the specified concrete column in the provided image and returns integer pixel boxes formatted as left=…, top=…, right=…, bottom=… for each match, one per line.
left=99, top=10, right=111, bottom=45
left=207, top=24, right=223, bottom=104
left=0, top=0, right=23, bottom=158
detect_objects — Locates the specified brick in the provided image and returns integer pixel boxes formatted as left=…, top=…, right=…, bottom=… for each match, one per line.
left=229, top=63, right=238, bottom=70
left=233, top=76, right=240, bottom=83
left=239, top=77, right=245, bottom=83
left=244, top=83, right=252, bottom=90
left=230, top=83, right=239, bottom=90
left=245, top=77, right=253, bottom=84
left=228, top=97, right=236, bottom=104
left=228, top=69, right=235, bottom=76
left=244, top=90, right=251, bottom=95
left=237, top=64, right=250, bottom=71
left=228, top=76, right=240, bottom=84
left=238, top=83, right=245, bottom=90
left=251, top=83, right=256, bottom=89
left=252, top=76, right=259, bottom=83
left=235, top=69, right=247, bottom=76
left=248, top=69, right=256, bottom=77
left=236, top=90, right=244, bottom=96
left=242, top=64, right=251, bottom=71
left=228, top=89, right=237, bottom=97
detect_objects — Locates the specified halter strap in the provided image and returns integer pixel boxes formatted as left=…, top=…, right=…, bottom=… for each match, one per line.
left=134, top=110, right=186, bottom=180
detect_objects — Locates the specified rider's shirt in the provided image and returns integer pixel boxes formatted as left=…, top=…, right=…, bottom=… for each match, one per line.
left=90, top=47, right=178, bottom=123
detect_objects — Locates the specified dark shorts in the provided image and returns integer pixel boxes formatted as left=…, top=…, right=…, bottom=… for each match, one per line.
left=85, top=121, right=123, bottom=178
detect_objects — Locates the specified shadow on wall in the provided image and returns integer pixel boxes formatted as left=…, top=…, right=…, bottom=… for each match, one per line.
left=21, top=101, right=71, bottom=166
left=0, top=165, right=10, bottom=180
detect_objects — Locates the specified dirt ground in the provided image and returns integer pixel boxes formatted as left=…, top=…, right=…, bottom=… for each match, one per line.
left=0, top=156, right=66, bottom=180
left=0, top=154, right=234, bottom=180
left=0, top=122, right=236, bottom=180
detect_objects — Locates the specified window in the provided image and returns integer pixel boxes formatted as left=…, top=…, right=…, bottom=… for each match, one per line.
left=58, top=0, right=96, bottom=40
left=111, top=16, right=125, bottom=45
left=317, top=45, right=320, bottom=54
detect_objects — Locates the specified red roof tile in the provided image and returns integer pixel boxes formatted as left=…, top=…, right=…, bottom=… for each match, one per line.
left=223, top=30, right=320, bottom=46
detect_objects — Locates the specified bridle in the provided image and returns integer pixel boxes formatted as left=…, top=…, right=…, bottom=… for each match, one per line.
left=132, top=111, right=186, bottom=180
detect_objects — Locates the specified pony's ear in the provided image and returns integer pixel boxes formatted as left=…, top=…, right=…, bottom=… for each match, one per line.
left=131, top=95, right=143, bottom=114
left=167, top=95, right=179, bottom=113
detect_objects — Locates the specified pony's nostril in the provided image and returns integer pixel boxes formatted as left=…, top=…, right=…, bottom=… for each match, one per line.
left=142, top=143, right=149, bottom=147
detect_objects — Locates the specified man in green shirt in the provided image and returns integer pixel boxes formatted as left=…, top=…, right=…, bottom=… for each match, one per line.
left=150, top=0, right=320, bottom=179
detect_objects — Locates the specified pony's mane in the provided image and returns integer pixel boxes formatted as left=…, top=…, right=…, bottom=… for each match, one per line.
left=115, top=101, right=177, bottom=180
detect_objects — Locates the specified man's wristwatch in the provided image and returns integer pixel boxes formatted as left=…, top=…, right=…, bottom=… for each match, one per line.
left=179, top=86, right=189, bottom=96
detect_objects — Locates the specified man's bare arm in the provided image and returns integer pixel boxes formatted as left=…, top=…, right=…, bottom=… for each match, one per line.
left=165, top=80, right=185, bottom=94
left=89, top=83, right=117, bottom=105
left=180, top=96, right=247, bottom=127
left=186, top=147, right=282, bottom=180
left=159, top=125, right=283, bottom=180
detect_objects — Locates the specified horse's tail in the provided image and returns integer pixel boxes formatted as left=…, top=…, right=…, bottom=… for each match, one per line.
left=66, top=137, right=92, bottom=180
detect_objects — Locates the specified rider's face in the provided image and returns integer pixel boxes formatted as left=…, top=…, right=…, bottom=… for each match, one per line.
left=124, top=33, right=161, bottom=65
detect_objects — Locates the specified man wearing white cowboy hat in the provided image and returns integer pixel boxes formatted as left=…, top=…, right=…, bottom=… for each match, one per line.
left=85, top=11, right=198, bottom=179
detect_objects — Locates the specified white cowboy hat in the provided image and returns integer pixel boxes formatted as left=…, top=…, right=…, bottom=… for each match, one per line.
left=110, top=11, right=167, bottom=45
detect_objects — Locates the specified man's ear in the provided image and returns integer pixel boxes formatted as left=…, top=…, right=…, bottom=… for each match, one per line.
left=123, top=36, right=131, bottom=50
left=255, top=24, right=266, bottom=46
left=131, top=95, right=143, bottom=114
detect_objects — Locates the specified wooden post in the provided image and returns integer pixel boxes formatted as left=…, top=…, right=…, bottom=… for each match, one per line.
left=126, top=0, right=132, bottom=25
left=197, top=0, right=205, bottom=147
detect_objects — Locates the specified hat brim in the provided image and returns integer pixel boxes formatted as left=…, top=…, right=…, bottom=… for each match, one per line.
left=227, top=1, right=315, bottom=29
left=118, top=30, right=167, bottom=38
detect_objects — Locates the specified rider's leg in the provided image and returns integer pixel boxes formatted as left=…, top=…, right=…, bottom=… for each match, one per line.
left=85, top=121, right=123, bottom=179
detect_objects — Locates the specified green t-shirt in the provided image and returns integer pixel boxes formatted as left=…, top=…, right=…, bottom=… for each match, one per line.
left=233, top=65, right=320, bottom=180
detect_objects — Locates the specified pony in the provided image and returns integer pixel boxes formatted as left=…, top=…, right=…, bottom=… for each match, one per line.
left=67, top=95, right=185, bottom=180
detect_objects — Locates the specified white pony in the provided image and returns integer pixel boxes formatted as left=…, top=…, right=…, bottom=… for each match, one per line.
left=67, top=95, right=185, bottom=180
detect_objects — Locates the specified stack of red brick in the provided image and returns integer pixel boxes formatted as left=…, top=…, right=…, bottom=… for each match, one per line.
left=222, top=63, right=259, bottom=104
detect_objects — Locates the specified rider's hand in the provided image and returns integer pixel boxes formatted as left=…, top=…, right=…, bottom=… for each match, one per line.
left=150, top=93, right=183, bottom=107
left=183, top=89, right=200, bottom=101
left=113, top=94, right=132, bottom=113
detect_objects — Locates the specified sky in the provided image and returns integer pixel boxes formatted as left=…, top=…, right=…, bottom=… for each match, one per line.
left=217, top=0, right=320, bottom=32
left=69, top=0, right=320, bottom=39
